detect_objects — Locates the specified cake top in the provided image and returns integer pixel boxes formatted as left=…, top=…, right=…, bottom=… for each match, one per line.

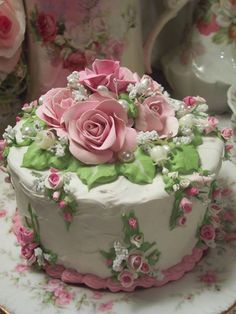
left=0, top=59, right=233, bottom=189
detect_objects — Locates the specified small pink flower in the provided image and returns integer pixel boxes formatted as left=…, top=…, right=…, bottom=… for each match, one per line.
left=221, top=128, right=233, bottom=140
left=178, top=216, right=187, bottom=226
left=223, top=210, right=236, bottom=222
left=21, top=242, right=38, bottom=261
left=200, top=224, right=215, bottom=242
left=212, top=188, right=222, bottom=200
left=14, top=264, right=29, bottom=273
left=97, top=300, right=114, bottom=312
left=205, top=116, right=219, bottom=134
left=196, top=15, right=220, bottom=36
left=128, top=217, right=137, bottom=229
left=92, top=291, right=103, bottom=300
left=118, top=270, right=134, bottom=288
left=185, top=187, right=199, bottom=196
left=63, top=50, right=87, bottom=72
left=211, top=215, right=221, bottom=228
left=36, top=12, right=57, bottom=42
left=52, top=191, right=61, bottom=201
left=47, top=172, right=62, bottom=190
left=210, top=204, right=222, bottom=214
left=200, top=270, right=217, bottom=285
left=22, top=100, right=38, bottom=112
left=130, top=234, right=144, bottom=247
left=183, top=96, right=196, bottom=107
left=45, top=279, right=64, bottom=292
left=16, top=226, right=34, bottom=245
left=221, top=188, right=233, bottom=197
left=140, top=261, right=150, bottom=274
left=225, top=144, right=234, bottom=152
left=54, top=288, right=74, bottom=306
left=0, top=209, right=7, bottom=218
left=180, top=197, right=193, bottom=214
left=63, top=212, right=73, bottom=222
left=128, top=254, right=143, bottom=271
left=59, top=200, right=66, bottom=209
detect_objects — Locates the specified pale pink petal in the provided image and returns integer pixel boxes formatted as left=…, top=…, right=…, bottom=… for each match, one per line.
left=93, top=59, right=120, bottom=74
left=121, top=127, right=137, bottom=152
left=160, top=116, right=179, bottom=138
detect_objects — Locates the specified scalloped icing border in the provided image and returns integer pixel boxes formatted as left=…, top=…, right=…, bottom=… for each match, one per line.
left=13, top=210, right=207, bottom=292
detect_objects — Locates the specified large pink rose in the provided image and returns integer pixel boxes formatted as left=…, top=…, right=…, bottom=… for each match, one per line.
left=36, top=88, right=76, bottom=132
left=63, top=98, right=137, bottom=164
left=16, top=226, right=34, bottom=246
left=78, top=59, right=139, bottom=92
left=135, top=95, right=179, bottom=137
left=0, top=0, right=25, bottom=58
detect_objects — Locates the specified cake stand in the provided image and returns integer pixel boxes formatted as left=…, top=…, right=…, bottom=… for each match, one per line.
left=0, top=157, right=236, bottom=314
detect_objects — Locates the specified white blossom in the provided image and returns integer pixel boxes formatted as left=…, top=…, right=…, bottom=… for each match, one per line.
left=112, top=241, right=128, bottom=272
left=3, top=125, right=16, bottom=143
left=137, top=130, right=159, bottom=145
left=33, top=176, right=46, bottom=193
left=34, top=247, right=45, bottom=267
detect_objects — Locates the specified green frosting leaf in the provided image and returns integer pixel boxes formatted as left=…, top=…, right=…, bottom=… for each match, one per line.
left=170, top=145, right=200, bottom=174
left=119, top=148, right=156, bottom=184
left=77, top=163, right=119, bottom=189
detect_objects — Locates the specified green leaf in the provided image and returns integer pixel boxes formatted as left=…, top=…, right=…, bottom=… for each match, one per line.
left=22, top=143, right=54, bottom=170
left=140, top=241, right=156, bottom=253
left=170, top=145, right=200, bottom=174
left=192, top=128, right=203, bottom=146
left=212, top=28, right=228, bottom=44
left=119, top=148, right=156, bottom=184
left=77, top=163, right=119, bottom=189
left=169, top=190, right=184, bottom=230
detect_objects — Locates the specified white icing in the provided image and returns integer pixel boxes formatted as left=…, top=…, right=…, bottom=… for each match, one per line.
left=8, top=137, right=224, bottom=277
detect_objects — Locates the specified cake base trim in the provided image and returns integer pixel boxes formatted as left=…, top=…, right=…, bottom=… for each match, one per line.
left=13, top=209, right=207, bottom=292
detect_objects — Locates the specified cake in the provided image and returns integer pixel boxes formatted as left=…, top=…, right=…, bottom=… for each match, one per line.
left=0, top=59, right=233, bottom=292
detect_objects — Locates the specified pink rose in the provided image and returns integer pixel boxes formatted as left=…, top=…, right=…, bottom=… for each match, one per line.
left=140, top=261, right=150, bottom=274
left=135, top=95, right=179, bottom=137
left=221, top=188, right=232, bottom=197
left=45, top=279, right=64, bottom=292
left=21, top=242, right=38, bottom=261
left=63, top=50, right=87, bottom=72
left=225, top=144, right=233, bottom=152
left=63, top=212, right=73, bottom=222
left=0, top=0, right=25, bottom=58
left=16, top=226, right=34, bottom=245
left=200, top=270, right=217, bottom=285
left=183, top=96, right=196, bottom=107
left=54, top=288, right=74, bottom=306
left=78, top=59, right=139, bottom=92
left=0, top=140, right=6, bottom=162
left=46, top=172, right=62, bottom=190
left=221, top=128, right=233, bottom=140
left=14, top=264, right=29, bottom=273
left=196, top=15, right=220, bottom=36
left=63, top=98, right=137, bottom=164
left=178, top=216, right=187, bottom=227
left=128, top=218, right=137, bottom=229
left=200, top=224, right=216, bottom=241
left=180, top=197, right=193, bottom=214
left=36, top=12, right=57, bottom=42
left=185, top=187, right=199, bottom=196
left=36, top=88, right=76, bottom=132
left=205, top=116, right=219, bottom=134
left=210, top=204, right=222, bottom=214
left=118, top=270, right=134, bottom=288
left=128, top=254, right=143, bottom=271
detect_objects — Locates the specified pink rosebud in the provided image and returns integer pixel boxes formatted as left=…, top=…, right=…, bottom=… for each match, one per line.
left=200, top=270, right=217, bottom=285
left=183, top=96, right=196, bottom=107
left=21, top=242, right=38, bottom=261
left=210, top=204, right=222, bottom=214
left=52, top=191, right=61, bottom=201
left=130, top=234, right=144, bottom=248
left=200, top=224, right=215, bottom=242
left=180, top=197, right=193, bottom=214
left=47, top=172, right=62, bottom=190
left=140, top=261, right=150, bottom=274
left=221, top=128, right=233, bottom=140
left=118, top=270, right=134, bottom=288
left=63, top=212, right=73, bottom=222
left=225, top=144, right=233, bottom=152
left=178, top=216, right=187, bottom=226
left=128, top=217, right=137, bottom=229
left=16, top=226, right=34, bottom=245
left=16, top=116, right=21, bottom=122
left=205, top=116, right=219, bottom=134
left=59, top=200, right=66, bottom=209
left=128, top=254, right=143, bottom=271
left=212, top=188, right=222, bottom=200
left=185, top=187, right=199, bottom=196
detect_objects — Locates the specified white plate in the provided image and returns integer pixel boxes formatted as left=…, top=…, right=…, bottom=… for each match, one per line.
left=0, top=160, right=236, bottom=314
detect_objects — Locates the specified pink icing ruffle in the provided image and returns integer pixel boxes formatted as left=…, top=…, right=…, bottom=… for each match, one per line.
left=12, top=210, right=207, bottom=292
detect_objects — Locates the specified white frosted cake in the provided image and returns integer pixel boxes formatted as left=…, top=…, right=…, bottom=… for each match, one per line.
left=1, top=60, right=233, bottom=291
